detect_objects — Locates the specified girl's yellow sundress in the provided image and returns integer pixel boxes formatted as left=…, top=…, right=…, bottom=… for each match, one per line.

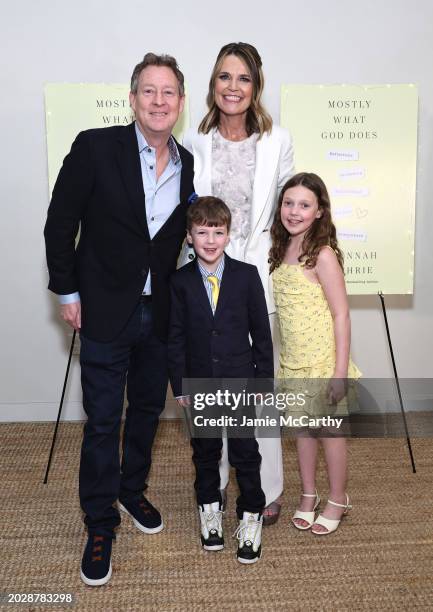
left=272, top=262, right=361, bottom=418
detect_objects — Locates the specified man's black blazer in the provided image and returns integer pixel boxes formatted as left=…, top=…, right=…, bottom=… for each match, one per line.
left=168, top=255, right=274, bottom=397
left=44, top=122, right=194, bottom=342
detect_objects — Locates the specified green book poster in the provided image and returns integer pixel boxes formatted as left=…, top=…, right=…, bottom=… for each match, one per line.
left=281, top=84, right=418, bottom=295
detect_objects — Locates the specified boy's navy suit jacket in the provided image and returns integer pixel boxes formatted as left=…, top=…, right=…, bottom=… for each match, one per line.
left=168, top=254, right=274, bottom=397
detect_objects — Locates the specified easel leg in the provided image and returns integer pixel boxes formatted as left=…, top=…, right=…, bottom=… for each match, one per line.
left=378, top=292, right=416, bottom=473
left=43, top=330, right=77, bottom=484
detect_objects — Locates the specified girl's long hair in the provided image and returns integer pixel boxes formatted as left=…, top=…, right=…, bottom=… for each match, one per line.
left=198, top=42, right=273, bottom=138
left=269, top=172, right=344, bottom=273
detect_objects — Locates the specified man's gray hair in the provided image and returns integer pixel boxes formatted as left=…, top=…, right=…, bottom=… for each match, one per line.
left=130, top=53, right=185, bottom=96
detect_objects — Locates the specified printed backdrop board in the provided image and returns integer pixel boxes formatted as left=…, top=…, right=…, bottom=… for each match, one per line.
left=281, top=84, right=418, bottom=295
left=45, top=83, right=189, bottom=195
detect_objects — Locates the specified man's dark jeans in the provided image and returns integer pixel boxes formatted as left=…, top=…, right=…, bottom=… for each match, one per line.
left=79, top=299, right=167, bottom=534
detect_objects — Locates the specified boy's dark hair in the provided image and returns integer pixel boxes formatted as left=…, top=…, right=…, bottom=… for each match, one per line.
left=186, top=196, right=231, bottom=232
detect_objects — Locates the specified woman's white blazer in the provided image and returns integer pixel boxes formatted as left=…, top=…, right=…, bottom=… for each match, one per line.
left=182, top=125, right=294, bottom=314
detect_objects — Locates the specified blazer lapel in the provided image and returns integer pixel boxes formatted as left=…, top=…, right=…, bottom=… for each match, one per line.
left=116, top=122, right=150, bottom=239
left=190, top=263, right=214, bottom=320
left=178, top=139, right=195, bottom=203
left=250, top=132, right=280, bottom=235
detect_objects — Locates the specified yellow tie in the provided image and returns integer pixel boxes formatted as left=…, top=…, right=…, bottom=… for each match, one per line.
left=207, top=275, right=219, bottom=310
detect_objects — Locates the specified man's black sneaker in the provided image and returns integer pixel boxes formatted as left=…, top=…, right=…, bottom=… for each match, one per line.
left=199, top=501, right=224, bottom=551
left=80, top=533, right=114, bottom=586
left=119, top=495, right=163, bottom=534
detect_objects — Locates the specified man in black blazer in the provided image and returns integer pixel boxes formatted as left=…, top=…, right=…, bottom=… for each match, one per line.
left=168, top=197, right=273, bottom=564
left=44, top=53, right=194, bottom=586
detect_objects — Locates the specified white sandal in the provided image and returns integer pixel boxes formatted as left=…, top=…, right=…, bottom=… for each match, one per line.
left=311, top=494, right=352, bottom=535
left=291, top=490, right=320, bottom=530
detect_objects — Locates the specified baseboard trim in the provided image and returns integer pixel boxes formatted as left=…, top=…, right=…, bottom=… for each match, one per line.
left=0, top=400, right=182, bottom=422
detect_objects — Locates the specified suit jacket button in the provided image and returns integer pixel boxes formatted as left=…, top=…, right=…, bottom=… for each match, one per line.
left=212, top=357, right=219, bottom=363
left=212, top=330, right=219, bottom=336
left=141, top=269, right=147, bottom=277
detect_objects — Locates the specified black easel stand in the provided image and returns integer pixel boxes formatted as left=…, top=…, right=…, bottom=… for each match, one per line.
left=378, top=292, right=416, bottom=473
left=43, top=330, right=76, bottom=484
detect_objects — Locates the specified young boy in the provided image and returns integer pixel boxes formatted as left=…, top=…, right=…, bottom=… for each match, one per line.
left=168, top=196, right=274, bottom=564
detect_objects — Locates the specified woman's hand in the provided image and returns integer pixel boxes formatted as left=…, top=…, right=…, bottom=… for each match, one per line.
left=327, top=377, right=347, bottom=405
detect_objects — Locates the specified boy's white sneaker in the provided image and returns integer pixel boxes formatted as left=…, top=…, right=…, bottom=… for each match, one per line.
left=199, top=501, right=224, bottom=551
left=234, top=512, right=263, bottom=564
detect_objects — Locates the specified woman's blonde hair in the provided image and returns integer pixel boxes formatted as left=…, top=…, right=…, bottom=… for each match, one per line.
left=198, top=42, right=273, bottom=138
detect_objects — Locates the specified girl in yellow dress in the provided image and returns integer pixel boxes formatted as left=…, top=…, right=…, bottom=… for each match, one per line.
left=269, top=172, right=361, bottom=535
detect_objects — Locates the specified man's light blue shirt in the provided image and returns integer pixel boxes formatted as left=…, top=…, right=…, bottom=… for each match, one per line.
left=59, top=122, right=182, bottom=304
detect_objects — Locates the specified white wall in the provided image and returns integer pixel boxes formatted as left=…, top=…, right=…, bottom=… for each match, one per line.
left=1, top=0, right=432, bottom=422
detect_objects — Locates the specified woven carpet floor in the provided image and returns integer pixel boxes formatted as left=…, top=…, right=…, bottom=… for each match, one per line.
left=0, top=421, right=432, bottom=611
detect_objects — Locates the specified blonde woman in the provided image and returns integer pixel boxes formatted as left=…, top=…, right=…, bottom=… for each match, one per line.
left=183, top=42, right=294, bottom=524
